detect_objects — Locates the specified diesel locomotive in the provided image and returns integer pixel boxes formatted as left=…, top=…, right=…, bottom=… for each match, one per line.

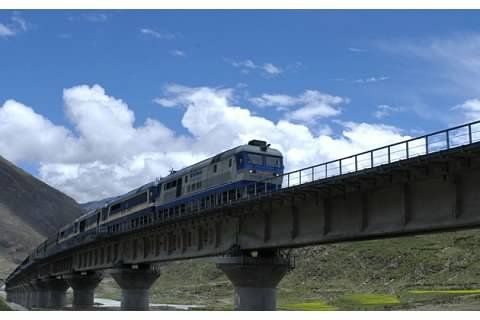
left=31, top=140, right=284, bottom=260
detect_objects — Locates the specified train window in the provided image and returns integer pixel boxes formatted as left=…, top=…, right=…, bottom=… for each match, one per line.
left=181, top=204, right=185, bottom=213
left=165, top=180, right=177, bottom=189
left=229, top=158, right=232, bottom=167
left=213, top=164, right=217, bottom=173
left=190, top=169, right=202, bottom=178
left=266, top=156, right=282, bottom=167
left=110, top=203, right=122, bottom=215
left=185, top=175, right=188, bottom=183
left=247, top=153, right=263, bottom=165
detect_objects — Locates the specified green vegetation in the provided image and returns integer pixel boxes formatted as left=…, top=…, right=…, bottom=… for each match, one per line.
left=409, top=289, right=480, bottom=294
left=0, top=297, right=11, bottom=311
left=337, top=294, right=401, bottom=310
left=280, top=299, right=336, bottom=311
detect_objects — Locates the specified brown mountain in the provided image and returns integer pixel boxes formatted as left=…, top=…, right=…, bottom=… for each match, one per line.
left=0, top=155, right=83, bottom=278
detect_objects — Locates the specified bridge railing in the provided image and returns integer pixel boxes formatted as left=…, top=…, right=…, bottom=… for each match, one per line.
left=241, top=120, right=480, bottom=199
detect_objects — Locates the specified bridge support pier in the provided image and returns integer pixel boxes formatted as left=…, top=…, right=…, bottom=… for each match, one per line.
left=110, top=265, right=160, bottom=311
left=44, top=278, right=69, bottom=309
left=215, top=251, right=291, bottom=311
left=21, top=284, right=32, bottom=309
left=34, top=279, right=51, bottom=309
left=27, top=282, right=39, bottom=309
left=5, top=287, right=12, bottom=303
left=66, top=272, right=103, bottom=310
left=19, top=284, right=29, bottom=307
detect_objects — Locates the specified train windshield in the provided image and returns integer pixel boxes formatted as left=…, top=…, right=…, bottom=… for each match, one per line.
left=245, top=153, right=283, bottom=168
left=265, top=156, right=282, bottom=168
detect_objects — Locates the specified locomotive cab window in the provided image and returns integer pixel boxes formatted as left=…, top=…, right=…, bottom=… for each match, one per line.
left=247, top=153, right=264, bottom=165
left=266, top=156, right=282, bottom=168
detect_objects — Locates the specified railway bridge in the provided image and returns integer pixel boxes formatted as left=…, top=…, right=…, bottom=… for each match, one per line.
left=6, top=120, right=480, bottom=311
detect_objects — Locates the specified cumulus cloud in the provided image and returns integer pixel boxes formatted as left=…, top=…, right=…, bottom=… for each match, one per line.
left=452, top=99, right=480, bottom=123
left=1, top=84, right=410, bottom=203
left=0, top=100, right=77, bottom=163
left=250, top=90, right=347, bottom=123
left=154, top=84, right=409, bottom=170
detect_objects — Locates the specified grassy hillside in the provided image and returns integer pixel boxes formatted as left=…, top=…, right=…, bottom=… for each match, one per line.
left=95, top=228, right=480, bottom=310
left=0, top=155, right=84, bottom=279
left=0, top=297, right=11, bottom=311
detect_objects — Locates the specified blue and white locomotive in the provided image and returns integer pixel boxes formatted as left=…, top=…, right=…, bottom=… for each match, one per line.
left=53, top=140, right=283, bottom=251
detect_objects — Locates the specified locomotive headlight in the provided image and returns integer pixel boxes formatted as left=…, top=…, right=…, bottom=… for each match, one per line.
left=249, top=169, right=256, bottom=173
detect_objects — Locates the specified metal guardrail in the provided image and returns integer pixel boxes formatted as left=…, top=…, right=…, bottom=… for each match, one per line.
left=241, top=120, right=480, bottom=199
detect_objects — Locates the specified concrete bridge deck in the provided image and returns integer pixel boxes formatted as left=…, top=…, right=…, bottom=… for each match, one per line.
left=6, top=120, right=480, bottom=310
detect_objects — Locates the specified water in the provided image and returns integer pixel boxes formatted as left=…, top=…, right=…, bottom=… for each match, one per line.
left=94, top=297, right=205, bottom=310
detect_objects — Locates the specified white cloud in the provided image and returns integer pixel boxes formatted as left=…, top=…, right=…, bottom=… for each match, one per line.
left=11, top=14, right=27, bottom=31
left=227, top=59, right=284, bottom=77
left=0, top=100, right=78, bottom=163
left=249, top=94, right=297, bottom=109
left=2, top=84, right=410, bottom=203
left=250, top=90, right=347, bottom=123
left=0, top=23, right=15, bottom=37
left=170, top=49, right=186, bottom=57
left=373, top=104, right=402, bottom=119
left=83, top=13, right=109, bottom=23
left=0, top=13, right=28, bottom=38
left=379, top=33, right=480, bottom=97
left=353, top=76, right=389, bottom=84
left=348, top=47, right=366, bottom=53
left=231, top=59, right=257, bottom=69
left=154, top=84, right=409, bottom=169
left=262, top=63, right=282, bottom=75
left=140, top=28, right=177, bottom=40
left=452, top=99, right=480, bottom=123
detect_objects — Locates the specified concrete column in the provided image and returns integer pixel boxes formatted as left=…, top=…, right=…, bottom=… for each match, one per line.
left=65, top=272, right=103, bottom=310
left=5, top=288, right=12, bottom=303
left=45, top=278, right=69, bottom=309
left=19, top=284, right=28, bottom=307
left=28, top=282, right=40, bottom=309
left=215, top=252, right=291, bottom=311
left=110, top=265, right=160, bottom=311
left=34, top=279, right=51, bottom=309
left=22, top=284, right=32, bottom=309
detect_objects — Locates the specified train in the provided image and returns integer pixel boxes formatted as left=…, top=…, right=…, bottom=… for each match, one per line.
left=28, top=139, right=284, bottom=261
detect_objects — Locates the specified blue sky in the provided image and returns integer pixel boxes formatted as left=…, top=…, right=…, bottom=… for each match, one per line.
left=1, top=10, right=480, bottom=202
